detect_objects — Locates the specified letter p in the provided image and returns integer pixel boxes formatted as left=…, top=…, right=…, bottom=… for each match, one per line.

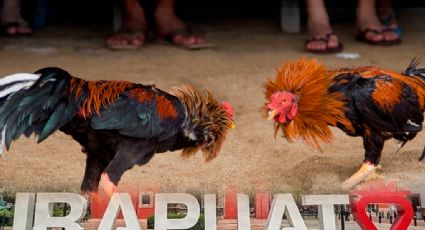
left=154, top=193, right=200, bottom=230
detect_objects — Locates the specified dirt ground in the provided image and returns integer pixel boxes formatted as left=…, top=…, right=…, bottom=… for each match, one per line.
left=0, top=9, right=425, bottom=200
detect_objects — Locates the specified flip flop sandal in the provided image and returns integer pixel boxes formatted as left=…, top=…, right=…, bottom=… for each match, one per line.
left=382, top=27, right=402, bottom=45
left=379, top=9, right=402, bottom=37
left=106, top=28, right=147, bottom=50
left=1, top=21, right=32, bottom=36
left=305, top=32, right=343, bottom=54
left=356, top=28, right=401, bottom=46
left=160, top=28, right=215, bottom=50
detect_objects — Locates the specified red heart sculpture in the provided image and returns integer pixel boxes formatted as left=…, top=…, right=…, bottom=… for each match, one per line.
left=350, top=182, right=413, bottom=230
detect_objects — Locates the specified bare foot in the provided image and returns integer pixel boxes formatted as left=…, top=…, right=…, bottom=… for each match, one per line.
left=377, top=0, right=401, bottom=36
left=357, top=2, right=399, bottom=43
left=106, top=0, right=147, bottom=50
left=305, top=0, right=341, bottom=53
left=378, top=8, right=401, bottom=41
left=154, top=7, right=207, bottom=48
left=307, top=21, right=340, bottom=52
left=357, top=14, right=385, bottom=42
left=2, top=20, right=32, bottom=36
left=106, top=23, right=146, bottom=50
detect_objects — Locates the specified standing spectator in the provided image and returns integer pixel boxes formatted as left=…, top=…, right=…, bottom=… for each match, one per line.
left=1, top=0, right=32, bottom=36
left=356, top=0, right=400, bottom=45
left=106, top=0, right=210, bottom=50
left=304, top=0, right=342, bottom=54
left=305, top=0, right=401, bottom=54
left=377, top=0, right=402, bottom=36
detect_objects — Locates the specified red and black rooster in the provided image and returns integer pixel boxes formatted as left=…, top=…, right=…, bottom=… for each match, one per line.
left=264, top=58, right=425, bottom=189
left=0, top=68, right=235, bottom=195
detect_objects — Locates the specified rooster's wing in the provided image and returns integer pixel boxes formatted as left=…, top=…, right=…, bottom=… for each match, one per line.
left=332, top=73, right=423, bottom=134
left=90, top=87, right=185, bottom=141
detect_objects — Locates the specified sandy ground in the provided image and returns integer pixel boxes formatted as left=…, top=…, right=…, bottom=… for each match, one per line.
left=0, top=9, right=425, bottom=203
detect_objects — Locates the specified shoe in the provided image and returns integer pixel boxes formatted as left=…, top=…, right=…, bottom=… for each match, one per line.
left=305, top=32, right=343, bottom=54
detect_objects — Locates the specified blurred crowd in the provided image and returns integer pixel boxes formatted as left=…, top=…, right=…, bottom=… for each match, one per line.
left=1, top=0, right=403, bottom=53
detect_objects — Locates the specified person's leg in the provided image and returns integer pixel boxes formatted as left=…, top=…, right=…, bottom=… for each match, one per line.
left=377, top=0, right=391, bottom=16
left=356, top=0, right=399, bottom=43
left=377, top=0, right=401, bottom=37
left=356, top=0, right=384, bottom=42
left=154, top=0, right=207, bottom=48
left=1, top=0, right=20, bottom=24
left=1, top=0, right=32, bottom=35
left=305, top=0, right=340, bottom=52
left=106, top=0, right=147, bottom=49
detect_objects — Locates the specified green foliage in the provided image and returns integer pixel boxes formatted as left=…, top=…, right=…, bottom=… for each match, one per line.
left=147, top=215, right=155, bottom=228
left=53, top=206, right=65, bottom=217
left=0, top=209, right=13, bottom=218
left=0, top=200, right=6, bottom=210
left=52, top=204, right=68, bottom=217
left=147, top=213, right=205, bottom=229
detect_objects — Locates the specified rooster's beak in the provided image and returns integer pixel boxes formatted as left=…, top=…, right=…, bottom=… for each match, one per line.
left=230, top=121, right=236, bottom=129
left=267, top=110, right=276, bottom=120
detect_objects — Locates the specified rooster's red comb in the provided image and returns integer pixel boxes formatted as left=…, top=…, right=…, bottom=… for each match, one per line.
left=221, top=101, right=234, bottom=120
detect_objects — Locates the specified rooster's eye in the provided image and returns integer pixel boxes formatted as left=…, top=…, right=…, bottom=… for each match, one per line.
left=282, top=99, right=288, bottom=103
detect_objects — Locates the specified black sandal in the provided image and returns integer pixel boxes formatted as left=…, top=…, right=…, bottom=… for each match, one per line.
left=160, top=28, right=215, bottom=50
left=305, top=32, right=343, bottom=54
left=106, top=28, right=148, bottom=50
left=1, top=21, right=32, bottom=36
left=355, top=28, right=401, bottom=46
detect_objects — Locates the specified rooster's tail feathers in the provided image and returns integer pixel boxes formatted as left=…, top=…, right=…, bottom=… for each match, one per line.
left=0, top=68, right=80, bottom=155
left=0, top=73, right=40, bottom=102
left=403, top=58, right=425, bottom=79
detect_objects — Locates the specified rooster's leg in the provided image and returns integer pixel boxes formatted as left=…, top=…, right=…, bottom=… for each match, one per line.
left=341, top=163, right=377, bottom=190
left=364, top=166, right=384, bottom=181
left=81, top=153, right=109, bottom=193
left=341, top=135, right=384, bottom=190
left=99, top=173, right=118, bottom=197
left=419, top=145, right=425, bottom=161
left=99, top=147, right=143, bottom=197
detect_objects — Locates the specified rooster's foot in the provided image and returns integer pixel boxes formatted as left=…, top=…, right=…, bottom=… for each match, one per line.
left=341, top=162, right=377, bottom=191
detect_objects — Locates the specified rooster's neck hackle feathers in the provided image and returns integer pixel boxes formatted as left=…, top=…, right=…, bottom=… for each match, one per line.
left=69, top=77, right=133, bottom=115
left=264, top=58, right=352, bottom=149
left=172, top=85, right=232, bottom=161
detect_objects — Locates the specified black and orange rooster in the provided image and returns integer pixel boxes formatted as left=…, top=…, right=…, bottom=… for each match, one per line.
left=0, top=68, right=235, bottom=195
left=264, top=58, right=425, bottom=189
